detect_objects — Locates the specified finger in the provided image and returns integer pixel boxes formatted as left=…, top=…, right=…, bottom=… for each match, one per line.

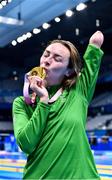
left=34, top=77, right=43, bottom=87
left=28, top=76, right=33, bottom=84
left=28, top=76, right=42, bottom=83
left=30, top=79, right=42, bottom=90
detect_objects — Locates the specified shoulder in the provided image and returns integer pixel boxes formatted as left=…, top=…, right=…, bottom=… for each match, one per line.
left=13, top=96, right=25, bottom=108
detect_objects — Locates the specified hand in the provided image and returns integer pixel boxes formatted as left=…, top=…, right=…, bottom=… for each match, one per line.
left=89, top=31, right=104, bottom=48
left=28, top=76, right=49, bottom=104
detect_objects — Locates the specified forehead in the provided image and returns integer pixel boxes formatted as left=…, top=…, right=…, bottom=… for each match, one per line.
left=45, top=43, right=70, bottom=58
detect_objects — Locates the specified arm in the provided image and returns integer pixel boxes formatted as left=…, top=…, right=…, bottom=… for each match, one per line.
left=12, top=97, right=50, bottom=154
left=76, top=31, right=104, bottom=103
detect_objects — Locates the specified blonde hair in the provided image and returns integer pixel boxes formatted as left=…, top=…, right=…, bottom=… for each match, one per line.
left=48, top=40, right=82, bottom=89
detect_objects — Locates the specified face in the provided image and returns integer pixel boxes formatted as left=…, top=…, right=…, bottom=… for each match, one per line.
left=40, top=43, right=70, bottom=86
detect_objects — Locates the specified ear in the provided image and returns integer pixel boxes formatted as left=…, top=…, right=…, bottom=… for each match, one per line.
left=65, top=68, right=74, bottom=77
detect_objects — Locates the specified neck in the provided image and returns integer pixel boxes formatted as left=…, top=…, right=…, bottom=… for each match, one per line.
left=47, top=84, right=62, bottom=98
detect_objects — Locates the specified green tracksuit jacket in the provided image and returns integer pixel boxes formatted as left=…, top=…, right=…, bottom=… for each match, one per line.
left=13, top=44, right=104, bottom=179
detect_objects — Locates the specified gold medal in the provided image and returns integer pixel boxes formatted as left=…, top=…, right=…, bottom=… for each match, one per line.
left=29, top=67, right=46, bottom=79
left=23, top=67, right=46, bottom=104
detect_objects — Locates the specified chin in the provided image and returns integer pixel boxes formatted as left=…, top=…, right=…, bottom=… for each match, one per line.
left=45, top=77, right=61, bottom=87
left=46, top=81, right=55, bottom=87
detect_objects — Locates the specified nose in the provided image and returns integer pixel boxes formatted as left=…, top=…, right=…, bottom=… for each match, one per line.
left=43, top=56, right=52, bottom=67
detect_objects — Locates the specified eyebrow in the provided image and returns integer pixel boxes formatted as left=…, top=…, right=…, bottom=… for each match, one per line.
left=44, top=50, right=63, bottom=58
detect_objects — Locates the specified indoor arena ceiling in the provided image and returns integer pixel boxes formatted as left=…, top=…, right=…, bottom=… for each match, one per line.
left=0, top=0, right=88, bottom=47
left=0, top=0, right=112, bottom=64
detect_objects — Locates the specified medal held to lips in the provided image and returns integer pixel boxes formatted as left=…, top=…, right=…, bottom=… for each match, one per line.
left=29, top=67, right=46, bottom=79
left=23, top=67, right=46, bottom=104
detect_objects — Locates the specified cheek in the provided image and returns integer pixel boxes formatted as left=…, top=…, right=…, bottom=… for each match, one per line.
left=51, top=66, right=67, bottom=77
left=54, top=63, right=68, bottom=72
left=40, top=56, right=44, bottom=65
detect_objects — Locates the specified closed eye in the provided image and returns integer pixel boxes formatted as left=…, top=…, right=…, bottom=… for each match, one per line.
left=43, top=50, right=63, bottom=62
left=43, top=52, right=50, bottom=57
left=54, top=57, right=62, bottom=62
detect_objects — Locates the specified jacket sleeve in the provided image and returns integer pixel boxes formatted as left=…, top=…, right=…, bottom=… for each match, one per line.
left=76, top=44, right=104, bottom=104
left=12, top=97, right=50, bottom=154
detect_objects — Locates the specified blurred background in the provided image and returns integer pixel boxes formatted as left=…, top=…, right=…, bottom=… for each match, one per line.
left=0, top=0, right=112, bottom=179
